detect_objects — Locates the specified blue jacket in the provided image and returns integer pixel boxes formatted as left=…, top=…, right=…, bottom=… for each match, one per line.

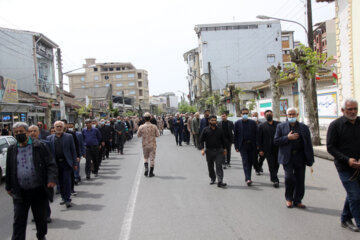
left=274, top=121, right=314, bottom=166
left=199, top=117, right=209, bottom=136
left=47, top=133, right=77, bottom=168
left=76, top=131, right=86, bottom=156
left=172, top=117, right=184, bottom=131
left=234, top=119, right=257, bottom=150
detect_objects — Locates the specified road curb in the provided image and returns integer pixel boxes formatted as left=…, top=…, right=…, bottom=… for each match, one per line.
left=313, top=145, right=334, bottom=161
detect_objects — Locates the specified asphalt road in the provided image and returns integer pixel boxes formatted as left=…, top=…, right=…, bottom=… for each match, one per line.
left=0, top=130, right=358, bottom=240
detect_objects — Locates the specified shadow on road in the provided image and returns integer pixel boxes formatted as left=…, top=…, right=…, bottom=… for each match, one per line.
left=303, top=206, right=342, bottom=217
left=82, top=181, right=106, bottom=186
left=226, top=185, right=263, bottom=191
left=61, top=203, right=105, bottom=212
left=98, top=175, right=122, bottom=180
left=156, top=176, right=187, bottom=180
left=73, top=191, right=104, bottom=199
left=47, top=219, right=85, bottom=230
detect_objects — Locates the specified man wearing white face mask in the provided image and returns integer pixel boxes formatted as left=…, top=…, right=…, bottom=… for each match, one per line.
left=234, top=108, right=257, bottom=186
left=274, top=107, right=314, bottom=209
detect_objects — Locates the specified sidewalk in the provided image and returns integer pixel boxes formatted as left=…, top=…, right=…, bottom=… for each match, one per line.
left=313, top=129, right=334, bottom=161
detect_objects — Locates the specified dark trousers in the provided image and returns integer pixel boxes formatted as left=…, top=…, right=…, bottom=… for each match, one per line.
left=193, top=134, right=199, bottom=149
left=223, top=143, right=232, bottom=164
left=239, top=143, right=256, bottom=181
left=338, top=170, right=360, bottom=228
left=105, top=141, right=111, bottom=158
left=86, top=146, right=99, bottom=176
left=183, top=128, right=190, bottom=144
left=283, top=154, right=306, bottom=204
left=99, top=144, right=105, bottom=164
left=13, top=187, right=48, bottom=240
left=205, top=148, right=224, bottom=182
left=57, top=160, right=72, bottom=202
left=116, top=135, right=125, bottom=153
left=266, top=154, right=280, bottom=183
left=254, top=152, right=266, bottom=172
left=174, top=129, right=183, bottom=145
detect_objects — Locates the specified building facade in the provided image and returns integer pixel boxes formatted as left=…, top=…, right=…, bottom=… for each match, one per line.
left=183, top=48, right=202, bottom=104
left=67, top=58, right=150, bottom=110
left=313, top=19, right=336, bottom=59
left=193, top=21, right=283, bottom=91
left=281, top=31, right=295, bottom=69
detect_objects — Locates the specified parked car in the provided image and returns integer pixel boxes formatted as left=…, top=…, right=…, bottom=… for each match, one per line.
left=0, top=136, right=17, bottom=184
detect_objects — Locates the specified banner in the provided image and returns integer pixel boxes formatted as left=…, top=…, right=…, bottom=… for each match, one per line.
left=0, top=75, right=18, bottom=103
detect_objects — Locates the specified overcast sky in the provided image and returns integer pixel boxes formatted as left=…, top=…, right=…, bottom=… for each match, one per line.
left=0, top=0, right=335, bottom=97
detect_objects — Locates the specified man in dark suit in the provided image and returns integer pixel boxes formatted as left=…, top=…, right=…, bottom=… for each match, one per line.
left=47, top=121, right=77, bottom=208
left=114, top=116, right=126, bottom=154
left=274, top=107, right=314, bottom=208
left=258, top=110, right=280, bottom=188
left=199, top=109, right=210, bottom=136
left=234, top=108, right=257, bottom=186
left=218, top=112, right=234, bottom=169
left=37, top=121, right=50, bottom=140
left=173, top=113, right=184, bottom=146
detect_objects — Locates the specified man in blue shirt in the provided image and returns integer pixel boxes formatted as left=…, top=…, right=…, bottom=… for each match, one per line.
left=82, top=119, right=102, bottom=179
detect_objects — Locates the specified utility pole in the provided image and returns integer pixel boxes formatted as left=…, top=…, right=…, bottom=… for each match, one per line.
left=307, top=0, right=314, bottom=50
left=122, top=90, right=125, bottom=114
left=56, top=48, right=66, bottom=120
left=208, top=62, right=213, bottom=94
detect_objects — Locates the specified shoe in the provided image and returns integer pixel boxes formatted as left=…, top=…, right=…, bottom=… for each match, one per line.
left=260, top=167, right=264, bottom=173
left=273, top=182, right=279, bottom=188
left=209, top=179, right=216, bottom=185
left=286, top=200, right=293, bottom=208
left=47, top=217, right=52, bottom=223
left=217, top=182, right=227, bottom=188
left=256, top=172, right=261, bottom=176
left=74, top=179, right=79, bottom=185
left=294, top=203, right=306, bottom=209
left=246, top=180, right=252, bottom=186
left=223, top=165, right=227, bottom=169
left=227, top=164, right=231, bottom=168
left=94, top=173, right=99, bottom=177
left=144, top=163, right=149, bottom=177
left=60, top=201, right=66, bottom=205
left=149, top=167, right=155, bottom=177
left=179, top=143, right=182, bottom=146
left=71, top=190, right=77, bottom=196
left=341, top=220, right=360, bottom=232
left=86, top=175, right=91, bottom=180
left=65, top=202, right=72, bottom=208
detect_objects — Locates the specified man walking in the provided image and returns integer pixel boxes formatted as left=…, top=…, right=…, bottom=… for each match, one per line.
left=274, top=108, right=314, bottom=208
left=115, top=116, right=126, bottom=154
left=217, top=112, right=234, bottom=169
left=137, top=112, right=160, bottom=177
left=47, top=121, right=77, bottom=208
left=234, top=108, right=257, bottom=186
left=173, top=113, right=184, bottom=146
left=37, top=121, right=50, bottom=140
left=191, top=112, right=200, bottom=149
left=257, top=110, right=280, bottom=188
left=82, top=119, right=102, bottom=179
left=6, top=122, right=57, bottom=240
left=200, top=115, right=227, bottom=188
left=327, top=98, right=360, bottom=232
left=199, top=109, right=210, bottom=136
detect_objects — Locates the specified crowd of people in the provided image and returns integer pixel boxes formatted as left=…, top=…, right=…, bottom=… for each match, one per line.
left=2, top=114, right=165, bottom=240
left=2, top=97, right=360, bottom=239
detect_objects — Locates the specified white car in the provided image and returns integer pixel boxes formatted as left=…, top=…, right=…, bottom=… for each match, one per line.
left=0, top=136, right=17, bottom=184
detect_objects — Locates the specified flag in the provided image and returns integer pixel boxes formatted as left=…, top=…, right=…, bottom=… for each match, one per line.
left=332, top=72, right=338, bottom=85
left=316, top=74, right=320, bottom=80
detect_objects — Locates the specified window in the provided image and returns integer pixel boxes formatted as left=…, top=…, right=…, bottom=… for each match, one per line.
left=139, top=90, right=143, bottom=96
left=267, top=54, right=275, bottom=63
left=116, top=83, right=123, bottom=87
left=129, top=90, right=136, bottom=95
left=94, top=76, right=99, bottom=81
left=94, top=68, right=98, bottom=72
left=116, top=74, right=122, bottom=79
left=282, top=36, right=289, bottom=41
left=117, top=91, right=122, bottom=95
left=116, top=67, right=121, bottom=71
left=138, top=81, right=142, bottom=87
left=267, top=24, right=272, bottom=28
left=105, top=83, right=110, bottom=87
left=109, top=68, right=113, bottom=71
left=128, top=73, right=135, bottom=78
left=104, top=75, right=109, bottom=80
left=137, top=73, right=142, bottom=79
left=102, top=68, right=108, bottom=71
left=80, top=77, right=85, bottom=81
left=81, top=85, right=85, bottom=88
left=128, top=82, right=135, bottom=86
left=95, top=84, right=99, bottom=87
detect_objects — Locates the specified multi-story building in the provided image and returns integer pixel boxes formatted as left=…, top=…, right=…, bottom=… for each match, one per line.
left=313, top=19, right=336, bottom=59
left=193, top=21, right=283, bottom=91
left=67, top=58, right=150, bottom=110
left=281, top=31, right=295, bottom=69
left=183, top=48, right=202, bottom=104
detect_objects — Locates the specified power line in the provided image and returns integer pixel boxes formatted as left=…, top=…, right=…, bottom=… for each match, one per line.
left=0, top=42, right=33, bottom=60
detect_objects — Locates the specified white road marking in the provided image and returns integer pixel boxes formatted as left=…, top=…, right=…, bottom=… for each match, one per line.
left=118, top=158, right=143, bottom=240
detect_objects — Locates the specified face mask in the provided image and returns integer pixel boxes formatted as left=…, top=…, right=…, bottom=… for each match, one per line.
left=242, top=114, right=248, bottom=120
left=68, top=128, right=73, bottom=131
left=266, top=115, right=273, bottom=122
left=117, top=120, right=121, bottom=123
left=100, top=122, right=105, bottom=126
left=16, top=133, right=28, bottom=143
left=252, top=117, right=258, bottom=121
left=106, top=123, right=110, bottom=126
left=92, top=124, right=96, bottom=128
left=288, top=117, right=297, bottom=123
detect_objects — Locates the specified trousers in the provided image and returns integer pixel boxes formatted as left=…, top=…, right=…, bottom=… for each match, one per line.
left=283, top=153, right=306, bottom=204
left=206, top=148, right=224, bottom=182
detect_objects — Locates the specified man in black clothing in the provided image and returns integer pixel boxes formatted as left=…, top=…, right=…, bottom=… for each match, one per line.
left=327, top=98, right=360, bottom=232
left=104, top=120, right=113, bottom=158
left=115, top=116, right=126, bottom=154
left=258, top=110, right=280, bottom=188
left=200, top=115, right=227, bottom=188
left=217, top=112, right=234, bottom=169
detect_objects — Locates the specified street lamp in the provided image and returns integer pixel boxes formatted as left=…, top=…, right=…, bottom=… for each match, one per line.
left=256, top=15, right=309, bottom=46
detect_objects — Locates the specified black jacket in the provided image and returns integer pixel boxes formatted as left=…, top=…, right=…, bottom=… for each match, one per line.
left=5, top=138, right=58, bottom=202
left=217, top=120, right=234, bottom=145
left=257, top=121, right=280, bottom=157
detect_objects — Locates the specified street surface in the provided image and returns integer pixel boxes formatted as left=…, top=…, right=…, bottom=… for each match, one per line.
left=0, top=130, right=357, bottom=240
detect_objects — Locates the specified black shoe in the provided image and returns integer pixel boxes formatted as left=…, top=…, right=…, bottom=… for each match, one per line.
left=217, top=182, right=227, bottom=188
left=209, top=179, right=216, bottom=185
left=94, top=173, right=99, bottom=177
left=144, top=163, right=149, bottom=177
left=341, top=220, right=359, bottom=232
left=223, top=165, right=227, bottom=169
left=71, top=190, right=77, bottom=196
left=60, top=201, right=66, bottom=205
left=227, top=164, right=231, bottom=168
left=74, top=179, right=79, bottom=185
left=47, top=217, right=52, bottom=223
left=66, top=202, right=72, bottom=208
left=149, top=167, right=155, bottom=177
left=179, top=143, right=182, bottom=146
left=246, top=180, right=252, bottom=186
left=256, top=172, right=261, bottom=176
left=86, top=175, right=91, bottom=180
left=273, top=182, right=280, bottom=188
